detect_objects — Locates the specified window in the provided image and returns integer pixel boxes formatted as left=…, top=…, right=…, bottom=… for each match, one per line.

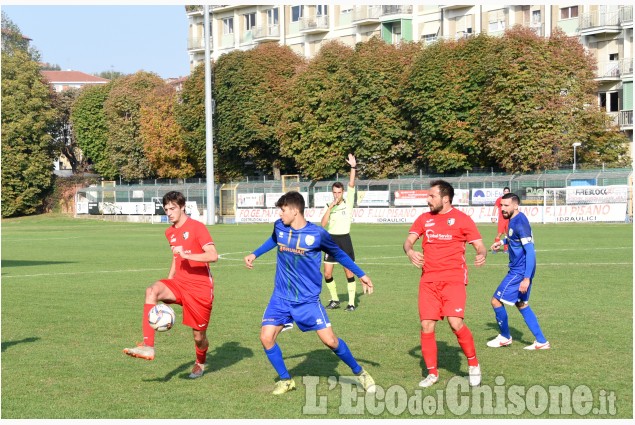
left=422, top=33, right=437, bottom=44
left=341, top=8, right=353, bottom=14
left=267, top=8, right=279, bottom=27
left=317, top=5, right=328, bottom=17
left=560, top=6, right=578, bottom=20
left=245, top=12, right=256, bottom=31
left=291, top=6, right=304, bottom=22
left=599, top=91, right=619, bottom=112
left=223, top=17, right=234, bottom=34
left=488, top=10, right=505, bottom=32
left=609, top=53, right=619, bottom=61
left=532, top=10, right=541, bottom=24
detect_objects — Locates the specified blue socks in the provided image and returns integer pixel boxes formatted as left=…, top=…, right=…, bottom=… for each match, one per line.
left=264, top=343, right=291, bottom=380
left=494, top=305, right=511, bottom=339
left=520, top=306, right=547, bottom=344
left=332, top=338, right=362, bottom=375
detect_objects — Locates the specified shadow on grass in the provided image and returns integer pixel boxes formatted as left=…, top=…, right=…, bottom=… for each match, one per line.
left=485, top=322, right=531, bottom=345
left=143, top=341, right=254, bottom=382
left=285, top=348, right=381, bottom=379
left=1, top=260, right=75, bottom=268
left=1, top=337, right=41, bottom=352
left=409, top=341, right=463, bottom=376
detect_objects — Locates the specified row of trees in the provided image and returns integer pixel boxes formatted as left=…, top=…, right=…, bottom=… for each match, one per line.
left=2, top=10, right=630, bottom=217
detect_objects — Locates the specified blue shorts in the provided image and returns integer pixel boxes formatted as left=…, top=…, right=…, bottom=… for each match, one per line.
left=493, top=272, right=533, bottom=305
left=262, top=295, right=331, bottom=332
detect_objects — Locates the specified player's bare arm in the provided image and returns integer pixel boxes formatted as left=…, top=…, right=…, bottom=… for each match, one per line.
left=403, top=233, right=424, bottom=268
left=346, top=153, right=357, bottom=188
left=471, top=239, right=487, bottom=267
left=178, top=243, right=219, bottom=263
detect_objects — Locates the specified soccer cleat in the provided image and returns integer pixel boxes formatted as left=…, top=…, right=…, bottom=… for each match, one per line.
left=272, top=378, right=296, bottom=395
left=123, top=343, right=155, bottom=360
left=356, top=369, right=376, bottom=393
left=281, top=323, right=294, bottom=332
left=468, top=365, right=481, bottom=387
left=524, top=341, right=551, bottom=350
left=418, top=374, right=439, bottom=388
left=344, top=304, right=356, bottom=312
left=189, top=362, right=205, bottom=379
left=486, top=334, right=512, bottom=348
left=325, top=300, right=341, bottom=310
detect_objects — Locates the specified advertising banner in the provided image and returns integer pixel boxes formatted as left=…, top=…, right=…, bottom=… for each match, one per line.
left=237, top=193, right=265, bottom=208
left=471, top=188, right=505, bottom=205
left=357, top=190, right=390, bottom=207
left=394, top=190, right=428, bottom=206
left=565, top=185, right=628, bottom=204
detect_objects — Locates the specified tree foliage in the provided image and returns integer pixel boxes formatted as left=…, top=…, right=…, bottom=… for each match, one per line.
left=1, top=46, right=56, bottom=217
left=51, top=88, right=85, bottom=173
left=140, top=85, right=194, bottom=178
left=175, top=63, right=207, bottom=175
left=71, top=83, right=115, bottom=176
left=214, top=43, right=305, bottom=179
left=102, top=71, right=165, bottom=180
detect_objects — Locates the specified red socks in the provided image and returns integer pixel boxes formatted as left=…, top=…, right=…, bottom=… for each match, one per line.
left=420, top=331, right=438, bottom=377
left=196, top=343, right=209, bottom=365
left=143, top=303, right=155, bottom=347
left=454, top=324, right=479, bottom=367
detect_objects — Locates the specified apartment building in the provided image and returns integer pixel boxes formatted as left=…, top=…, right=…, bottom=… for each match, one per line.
left=185, top=4, right=633, bottom=151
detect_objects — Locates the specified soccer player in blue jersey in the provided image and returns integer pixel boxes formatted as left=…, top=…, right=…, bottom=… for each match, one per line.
left=244, top=191, right=377, bottom=395
left=487, top=193, right=550, bottom=350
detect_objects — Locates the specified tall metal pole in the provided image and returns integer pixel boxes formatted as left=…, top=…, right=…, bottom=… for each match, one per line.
left=204, top=5, right=215, bottom=225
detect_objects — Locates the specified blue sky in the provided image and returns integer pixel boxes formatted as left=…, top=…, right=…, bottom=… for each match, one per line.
left=1, top=5, right=191, bottom=79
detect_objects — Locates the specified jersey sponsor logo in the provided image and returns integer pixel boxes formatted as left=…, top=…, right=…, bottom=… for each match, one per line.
left=424, top=219, right=435, bottom=227
left=170, top=235, right=177, bottom=243
left=183, top=231, right=189, bottom=240
left=279, top=245, right=306, bottom=255
left=425, top=229, right=453, bottom=242
left=447, top=218, right=455, bottom=226
left=305, top=235, right=315, bottom=246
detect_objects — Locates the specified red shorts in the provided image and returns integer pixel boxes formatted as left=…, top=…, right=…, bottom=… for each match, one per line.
left=418, top=279, right=466, bottom=321
left=161, top=278, right=214, bottom=331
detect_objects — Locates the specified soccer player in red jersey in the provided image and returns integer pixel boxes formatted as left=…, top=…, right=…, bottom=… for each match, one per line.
left=124, top=191, right=218, bottom=379
left=403, top=180, right=487, bottom=388
left=492, top=187, right=510, bottom=253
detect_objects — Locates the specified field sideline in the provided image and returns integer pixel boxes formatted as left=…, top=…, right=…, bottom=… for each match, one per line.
left=1, top=215, right=632, bottom=419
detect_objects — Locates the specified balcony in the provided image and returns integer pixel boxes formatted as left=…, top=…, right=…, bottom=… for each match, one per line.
left=187, top=37, right=212, bottom=51
left=619, top=110, right=633, bottom=129
left=352, top=6, right=382, bottom=24
left=299, top=15, right=329, bottom=33
left=381, top=5, right=413, bottom=17
left=524, top=21, right=544, bottom=37
left=578, top=8, right=629, bottom=35
left=595, top=59, right=633, bottom=80
left=252, top=25, right=280, bottom=42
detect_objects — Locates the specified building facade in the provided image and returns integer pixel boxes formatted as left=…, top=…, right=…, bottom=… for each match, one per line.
left=185, top=4, right=633, bottom=156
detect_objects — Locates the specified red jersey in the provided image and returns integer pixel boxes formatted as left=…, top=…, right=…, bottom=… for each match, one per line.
left=165, top=217, right=214, bottom=287
left=409, top=208, right=482, bottom=284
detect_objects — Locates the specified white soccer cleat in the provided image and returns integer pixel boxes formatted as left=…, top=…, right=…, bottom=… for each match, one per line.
left=524, top=341, right=550, bottom=350
left=468, top=365, right=481, bottom=387
left=356, top=369, right=376, bottom=393
left=189, top=362, right=205, bottom=379
left=487, top=334, right=512, bottom=348
left=123, top=343, right=155, bottom=360
left=418, top=374, right=439, bottom=388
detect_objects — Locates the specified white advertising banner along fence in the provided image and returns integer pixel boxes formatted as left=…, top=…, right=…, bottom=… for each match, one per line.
left=471, top=188, right=505, bottom=205
left=234, top=204, right=627, bottom=224
left=265, top=192, right=309, bottom=208
left=357, top=190, right=391, bottom=207
left=565, top=185, right=629, bottom=204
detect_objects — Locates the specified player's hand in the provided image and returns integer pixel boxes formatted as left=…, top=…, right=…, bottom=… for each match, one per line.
left=346, top=153, right=357, bottom=168
left=519, top=278, right=530, bottom=293
left=360, top=275, right=374, bottom=295
left=474, top=254, right=486, bottom=267
left=406, top=249, right=424, bottom=268
left=244, top=253, right=256, bottom=269
left=490, top=241, right=503, bottom=251
left=491, top=217, right=497, bottom=223
left=172, top=245, right=184, bottom=256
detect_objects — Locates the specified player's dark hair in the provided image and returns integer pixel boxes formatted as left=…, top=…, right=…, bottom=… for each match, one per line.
left=276, top=191, right=305, bottom=214
left=502, top=193, right=520, bottom=204
left=430, top=179, right=454, bottom=203
left=332, top=182, right=344, bottom=190
left=163, top=191, right=186, bottom=208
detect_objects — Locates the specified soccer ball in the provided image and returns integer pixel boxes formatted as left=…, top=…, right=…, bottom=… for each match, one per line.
left=148, top=304, right=175, bottom=332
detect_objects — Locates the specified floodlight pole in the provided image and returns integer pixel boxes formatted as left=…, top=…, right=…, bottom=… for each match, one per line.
left=204, top=5, right=215, bottom=225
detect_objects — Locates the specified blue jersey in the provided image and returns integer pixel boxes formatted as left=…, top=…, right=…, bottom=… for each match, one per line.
left=253, top=219, right=366, bottom=302
left=505, top=212, right=536, bottom=279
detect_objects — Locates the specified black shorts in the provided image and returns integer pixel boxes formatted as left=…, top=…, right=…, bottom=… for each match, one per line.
left=324, top=233, right=355, bottom=264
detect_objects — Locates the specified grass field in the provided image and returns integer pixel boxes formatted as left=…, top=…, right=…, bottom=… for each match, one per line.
left=1, top=215, right=632, bottom=419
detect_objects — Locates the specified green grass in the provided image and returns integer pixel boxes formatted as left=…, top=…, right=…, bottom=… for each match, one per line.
left=1, top=215, right=632, bottom=418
